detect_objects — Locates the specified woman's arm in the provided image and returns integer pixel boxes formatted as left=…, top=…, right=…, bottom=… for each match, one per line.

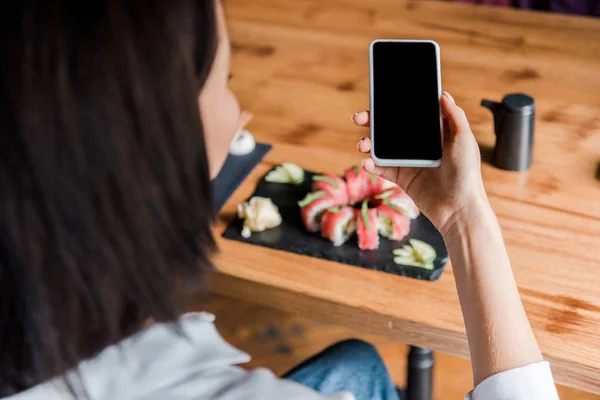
left=442, top=196, right=542, bottom=385
left=353, top=92, right=552, bottom=390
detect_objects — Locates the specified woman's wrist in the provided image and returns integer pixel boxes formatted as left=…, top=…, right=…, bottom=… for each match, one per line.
left=439, top=193, right=496, bottom=249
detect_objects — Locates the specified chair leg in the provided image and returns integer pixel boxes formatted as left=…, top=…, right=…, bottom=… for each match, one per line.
left=405, top=346, right=434, bottom=400
left=396, top=386, right=405, bottom=400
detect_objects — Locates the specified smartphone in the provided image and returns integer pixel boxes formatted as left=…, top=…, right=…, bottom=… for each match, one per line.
left=369, top=39, right=443, bottom=167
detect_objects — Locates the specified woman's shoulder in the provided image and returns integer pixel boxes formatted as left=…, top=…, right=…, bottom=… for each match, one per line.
left=3, top=313, right=342, bottom=400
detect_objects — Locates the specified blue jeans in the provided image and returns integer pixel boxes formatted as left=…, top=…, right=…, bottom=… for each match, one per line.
left=284, top=339, right=401, bottom=400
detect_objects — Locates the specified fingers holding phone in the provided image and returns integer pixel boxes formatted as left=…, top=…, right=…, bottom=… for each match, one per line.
left=353, top=90, right=484, bottom=233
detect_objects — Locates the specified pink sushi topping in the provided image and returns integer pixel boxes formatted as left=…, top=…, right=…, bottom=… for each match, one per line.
left=298, top=165, right=420, bottom=250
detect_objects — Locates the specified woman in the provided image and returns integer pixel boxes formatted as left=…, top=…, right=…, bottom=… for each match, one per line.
left=0, top=0, right=558, bottom=399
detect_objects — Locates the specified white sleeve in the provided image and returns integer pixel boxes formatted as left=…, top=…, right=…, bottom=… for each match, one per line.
left=465, top=362, right=559, bottom=400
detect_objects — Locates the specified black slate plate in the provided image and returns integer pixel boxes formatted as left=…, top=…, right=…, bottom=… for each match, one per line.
left=222, top=169, right=449, bottom=281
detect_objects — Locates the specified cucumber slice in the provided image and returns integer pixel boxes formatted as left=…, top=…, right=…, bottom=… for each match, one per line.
left=409, top=239, right=437, bottom=264
left=392, top=240, right=436, bottom=270
left=265, top=163, right=305, bottom=185
left=393, top=256, right=434, bottom=270
left=392, top=255, right=413, bottom=263
left=381, top=180, right=397, bottom=190
left=392, top=248, right=413, bottom=257
left=298, top=191, right=326, bottom=207
left=361, top=200, right=370, bottom=230
left=313, top=175, right=340, bottom=189
left=375, top=190, right=394, bottom=200
left=383, top=201, right=403, bottom=213
left=265, top=167, right=292, bottom=183
left=384, top=200, right=413, bottom=217
left=281, top=163, right=304, bottom=184
left=401, top=244, right=414, bottom=252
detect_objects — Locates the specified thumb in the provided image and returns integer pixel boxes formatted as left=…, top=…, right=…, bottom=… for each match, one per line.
left=441, top=91, right=471, bottom=139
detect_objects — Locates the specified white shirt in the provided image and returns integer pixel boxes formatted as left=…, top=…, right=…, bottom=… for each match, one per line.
left=466, top=362, right=559, bottom=400
left=1, top=313, right=559, bottom=400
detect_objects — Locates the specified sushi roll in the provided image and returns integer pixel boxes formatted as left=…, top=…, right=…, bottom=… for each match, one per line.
left=299, top=191, right=343, bottom=232
left=345, top=165, right=371, bottom=204
left=375, top=188, right=420, bottom=219
left=376, top=203, right=410, bottom=241
left=320, top=206, right=357, bottom=246
left=311, top=173, right=349, bottom=204
left=356, top=200, right=379, bottom=250
left=368, top=175, right=398, bottom=197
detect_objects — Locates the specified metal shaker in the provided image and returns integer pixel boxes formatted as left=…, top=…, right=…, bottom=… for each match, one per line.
left=481, top=93, right=535, bottom=171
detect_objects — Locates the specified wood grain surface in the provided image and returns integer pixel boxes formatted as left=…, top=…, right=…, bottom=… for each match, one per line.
left=213, top=0, right=600, bottom=394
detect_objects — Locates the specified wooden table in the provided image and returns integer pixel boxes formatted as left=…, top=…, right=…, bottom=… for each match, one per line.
left=212, top=0, right=600, bottom=394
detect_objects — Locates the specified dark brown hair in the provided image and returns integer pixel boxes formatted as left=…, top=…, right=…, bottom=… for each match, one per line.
left=0, top=0, right=217, bottom=395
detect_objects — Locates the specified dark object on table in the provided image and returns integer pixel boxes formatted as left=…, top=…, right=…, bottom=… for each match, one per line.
left=212, top=143, right=272, bottom=210
left=406, top=346, right=434, bottom=400
left=222, top=168, right=449, bottom=281
left=481, top=93, right=535, bottom=172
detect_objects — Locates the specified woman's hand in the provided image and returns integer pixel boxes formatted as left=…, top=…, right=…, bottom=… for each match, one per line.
left=355, top=93, right=549, bottom=389
left=353, top=91, right=488, bottom=234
